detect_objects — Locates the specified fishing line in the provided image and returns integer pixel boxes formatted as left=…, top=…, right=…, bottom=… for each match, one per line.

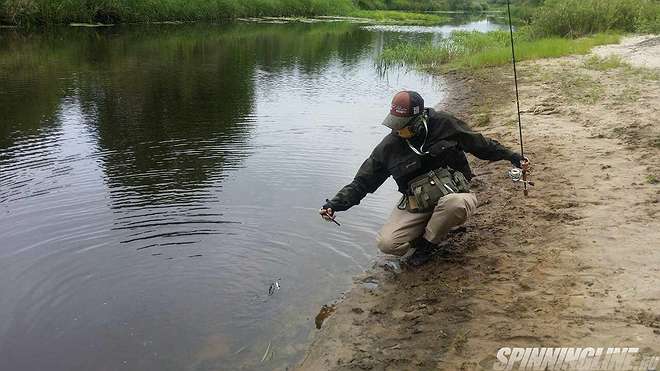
left=506, top=0, right=529, bottom=195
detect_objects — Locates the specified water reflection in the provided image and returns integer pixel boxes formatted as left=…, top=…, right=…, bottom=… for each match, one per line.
left=0, top=20, right=495, bottom=370
left=363, top=17, right=508, bottom=36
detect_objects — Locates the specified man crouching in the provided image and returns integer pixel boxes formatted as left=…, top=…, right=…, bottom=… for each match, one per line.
left=320, top=91, right=527, bottom=267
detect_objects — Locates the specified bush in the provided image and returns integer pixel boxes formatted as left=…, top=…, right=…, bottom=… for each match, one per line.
left=354, top=0, right=389, bottom=10
left=0, top=0, right=356, bottom=25
left=530, top=0, right=660, bottom=38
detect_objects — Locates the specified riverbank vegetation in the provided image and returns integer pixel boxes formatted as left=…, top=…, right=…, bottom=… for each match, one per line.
left=1, top=0, right=491, bottom=26
left=529, top=0, right=660, bottom=37
left=0, top=0, right=357, bottom=26
left=355, top=0, right=489, bottom=12
left=380, top=31, right=621, bottom=70
left=379, top=0, right=660, bottom=71
left=350, top=10, right=449, bottom=25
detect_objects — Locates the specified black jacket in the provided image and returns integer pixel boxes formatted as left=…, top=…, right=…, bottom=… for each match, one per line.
left=324, top=108, right=515, bottom=212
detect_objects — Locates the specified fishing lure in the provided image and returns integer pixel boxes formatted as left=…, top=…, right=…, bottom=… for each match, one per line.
left=268, top=279, right=281, bottom=296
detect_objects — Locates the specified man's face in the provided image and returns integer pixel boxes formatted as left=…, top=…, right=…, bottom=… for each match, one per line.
left=393, top=115, right=422, bottom=139
left=395, top=125, right=415, bottom=139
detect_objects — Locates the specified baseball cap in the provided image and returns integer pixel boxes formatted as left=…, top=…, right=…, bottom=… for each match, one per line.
left=382, top=91, right=425, bottom=130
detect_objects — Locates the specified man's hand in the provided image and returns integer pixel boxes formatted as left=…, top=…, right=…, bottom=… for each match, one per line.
left=319, top=207, right=335, bottom=221
left=320, top=200, right=341, bottom=226
left=510, top=153, right=530, bottom=169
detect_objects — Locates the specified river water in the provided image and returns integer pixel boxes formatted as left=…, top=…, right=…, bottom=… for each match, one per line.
left=0, top=18, right=506, bottom=370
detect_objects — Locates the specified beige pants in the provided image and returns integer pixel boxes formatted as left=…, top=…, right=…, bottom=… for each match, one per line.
left=376, top=193, right=478, bottom=256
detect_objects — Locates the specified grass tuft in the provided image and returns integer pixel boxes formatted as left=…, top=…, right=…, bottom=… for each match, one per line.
left=349, top=10, right=449, bottom=25
left=583, top=55, right=627, bottom=71
left=584, top=55, right=660, bottom=81
left=379, top=31, right=622, bottom=71
left=554, top=70, right=603, bottom=104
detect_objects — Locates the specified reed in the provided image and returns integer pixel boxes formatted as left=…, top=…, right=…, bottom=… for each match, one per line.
left=530, top=0, right=660, bottom=37
left=0, top=0, right=497, bottom=26
left=378, top=30, right=621, bottom=70
left=0, top=0, right=355, bottom=26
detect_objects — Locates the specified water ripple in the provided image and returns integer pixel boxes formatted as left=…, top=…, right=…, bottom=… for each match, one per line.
left=0, top=22, right=456, bottom=371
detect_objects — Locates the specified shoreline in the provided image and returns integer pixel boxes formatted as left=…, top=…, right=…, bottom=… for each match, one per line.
left=0, top=8, right=471, bottom=28
left=297, top=36, right=660, bottom=370
left=296, top=66, right=513, bottom=370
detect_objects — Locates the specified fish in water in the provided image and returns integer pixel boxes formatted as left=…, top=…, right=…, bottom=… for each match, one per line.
left=268, top=279, right=281, bottom=296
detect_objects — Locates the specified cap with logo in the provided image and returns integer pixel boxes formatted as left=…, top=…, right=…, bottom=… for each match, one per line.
left=381, top=91, right=425, bottom=130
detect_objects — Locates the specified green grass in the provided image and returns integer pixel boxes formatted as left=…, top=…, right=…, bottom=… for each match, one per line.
left=583, top=55, right=660, bottom=82
left=0, top=0, right=493, bottom=26
left=349, top=10, right=449, bottom=25
left=618, top=86, right=641, bottom=103
left=379, top=30, right=621, bottom=71
left=530, top=0, right=660, bottom=37
left=473, top=111, right=491, bottom=127
left=458, top=33, right=621, bottom=69
left=583, top=55, right=627, bottom=71
left=0, top=0, right=356, bottom=26
left=554, top=70, right=603, bottom=104
left=354, top=0, right=488, bottom=12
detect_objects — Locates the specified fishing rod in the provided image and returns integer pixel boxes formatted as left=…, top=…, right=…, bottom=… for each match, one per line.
left=506, top=0, right=531, bottom=196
